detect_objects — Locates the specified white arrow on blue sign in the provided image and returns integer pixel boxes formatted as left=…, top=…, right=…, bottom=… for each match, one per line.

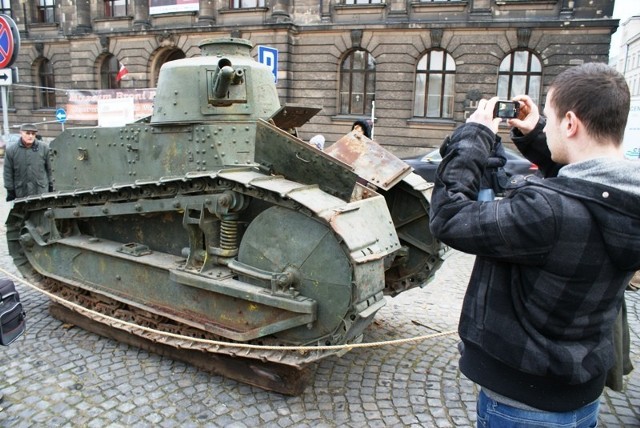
left=56, top=108, right=67, bottom=123
left=258, top=46, right=278, bottom=83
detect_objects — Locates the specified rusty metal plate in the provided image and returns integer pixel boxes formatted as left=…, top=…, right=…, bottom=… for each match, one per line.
left=324, top=132, right=412, bottom=190
left=269, top=104, right=322, bottom=130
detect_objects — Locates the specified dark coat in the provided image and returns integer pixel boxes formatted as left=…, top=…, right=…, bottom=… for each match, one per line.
left=429, top=121, right=640, bottom=412
left=4, top=138, right=52, bottom=199
left=511, top=119, right=635, bottom=393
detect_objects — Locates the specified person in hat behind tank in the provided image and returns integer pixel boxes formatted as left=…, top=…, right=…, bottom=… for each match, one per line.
left=3, top=123, right=53, bottom=201
left=351, top=119, right=372, bottom=139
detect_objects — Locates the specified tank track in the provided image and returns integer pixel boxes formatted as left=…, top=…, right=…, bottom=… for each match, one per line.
left=7, top=168, right=441, bottom=368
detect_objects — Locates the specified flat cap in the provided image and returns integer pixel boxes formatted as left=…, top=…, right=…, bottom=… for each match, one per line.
left=20, top=123, right=38, bottom=132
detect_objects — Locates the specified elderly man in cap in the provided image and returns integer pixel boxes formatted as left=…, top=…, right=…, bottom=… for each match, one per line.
left=3, top=123, right=53, bottom=201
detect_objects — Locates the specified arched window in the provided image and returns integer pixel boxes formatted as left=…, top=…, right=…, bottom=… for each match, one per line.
left=100, top=55, right=120, bottom=89
left=37, top=58, right=56, bottom=109
left=339, top=49, right=376, bottom=115
left=497, top=50, right=542, bottom=105
left=413, top=49, right=456, bottom=119
left=152, top=49, right=186, bottom=87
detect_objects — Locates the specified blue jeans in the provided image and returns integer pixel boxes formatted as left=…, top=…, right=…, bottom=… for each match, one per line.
left=477, top=389, right=599, bottom=428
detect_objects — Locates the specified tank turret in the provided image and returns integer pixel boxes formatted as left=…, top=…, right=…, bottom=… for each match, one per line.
left=151, top=38, right=280, bottom=125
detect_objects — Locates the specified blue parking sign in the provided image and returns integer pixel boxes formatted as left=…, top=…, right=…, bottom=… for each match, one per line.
left=258, top=46, right=278, bottom=83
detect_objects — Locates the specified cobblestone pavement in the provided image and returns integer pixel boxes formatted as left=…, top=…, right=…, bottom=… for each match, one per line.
left=0, top=159, right=639, bottom=427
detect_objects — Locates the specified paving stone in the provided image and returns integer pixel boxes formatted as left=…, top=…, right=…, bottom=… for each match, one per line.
left=0, top=171, right=639, bottom=426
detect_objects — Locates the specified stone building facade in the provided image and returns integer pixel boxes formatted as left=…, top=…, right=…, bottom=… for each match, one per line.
left=2, top=0, right=619, bottom=155
left=612, top=14, right=640, bottom=159
left=614, top=15, right=640, bottom=101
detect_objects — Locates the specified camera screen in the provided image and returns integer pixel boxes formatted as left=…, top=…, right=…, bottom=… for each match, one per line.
left=494, top=101, right=518, bottom=119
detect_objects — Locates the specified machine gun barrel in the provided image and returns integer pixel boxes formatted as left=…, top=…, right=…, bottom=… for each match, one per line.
left=214, top=65, right=237, bottom=99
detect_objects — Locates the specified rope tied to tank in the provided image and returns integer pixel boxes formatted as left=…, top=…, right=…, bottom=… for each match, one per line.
left=0, top=267, right=458, bottom=352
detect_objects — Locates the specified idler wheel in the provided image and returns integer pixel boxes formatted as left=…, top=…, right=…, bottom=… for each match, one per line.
left=238, top=206, right=353, bottom=344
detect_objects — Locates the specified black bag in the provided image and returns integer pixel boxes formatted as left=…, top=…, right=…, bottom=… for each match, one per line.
left=0, top=278, right=26, bottom=346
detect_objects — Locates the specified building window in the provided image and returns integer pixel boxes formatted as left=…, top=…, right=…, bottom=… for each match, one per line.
left=152, top=49, right=186, bottom=86
left=36, top=0, right=56, bottom=23
left=0, top=0, right=11, bottom=16
left=104, top=0, right=129, bottom=17
left=343, top=0, right=383, bottom=4
left=37, top=58, right=56, bottom=109
left=497, top=50, right=542, bottom=105
left=0, top=87, right=14, bottom=110
left=413, top=49, right=456, bottom=119
left=339, top=49, right=376, bottom=115
left=100, top=55, right=121, bottom=89
left=231, top=0, right=265, bottom=8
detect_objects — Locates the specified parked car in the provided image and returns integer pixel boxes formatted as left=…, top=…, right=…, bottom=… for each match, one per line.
left=403, top=147, right=538, bottom=183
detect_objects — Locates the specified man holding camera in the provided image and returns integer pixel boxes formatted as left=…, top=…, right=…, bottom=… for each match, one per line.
left=429, top=62, right=640, bottom=426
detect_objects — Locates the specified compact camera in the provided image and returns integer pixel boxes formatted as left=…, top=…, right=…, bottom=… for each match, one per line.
left=493, top=100, right=520, bottom=119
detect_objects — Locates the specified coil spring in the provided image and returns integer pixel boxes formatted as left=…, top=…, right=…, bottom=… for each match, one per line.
left=220, top=217, right=238, bottom=250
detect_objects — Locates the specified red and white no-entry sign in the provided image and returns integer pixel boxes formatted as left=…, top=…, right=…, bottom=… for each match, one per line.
left=0, top=14, right=19, bottom=69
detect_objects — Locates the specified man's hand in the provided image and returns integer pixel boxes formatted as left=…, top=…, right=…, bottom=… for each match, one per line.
left=466, top=97, right=502, bottom=135
left=6, top=190, right=15, bottom=202
left=507, top=95, right=540, bottom=135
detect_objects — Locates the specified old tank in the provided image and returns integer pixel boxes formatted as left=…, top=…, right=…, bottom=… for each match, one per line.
left=6, top=38, right=446, bottom=394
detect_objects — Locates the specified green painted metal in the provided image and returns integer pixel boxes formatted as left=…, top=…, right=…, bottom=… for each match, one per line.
left=7, top=37, right=447, bottom=366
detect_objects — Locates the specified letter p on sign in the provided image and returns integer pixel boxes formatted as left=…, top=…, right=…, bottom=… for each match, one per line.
left=258, top=46, right=278, bottom=83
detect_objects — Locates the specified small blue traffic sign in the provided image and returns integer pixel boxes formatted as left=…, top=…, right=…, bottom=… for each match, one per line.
left=56, top=108, right=67, bottom=123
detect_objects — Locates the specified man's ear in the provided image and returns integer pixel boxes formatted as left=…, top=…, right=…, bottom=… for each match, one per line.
left=564, top=111, right=579, bottom=138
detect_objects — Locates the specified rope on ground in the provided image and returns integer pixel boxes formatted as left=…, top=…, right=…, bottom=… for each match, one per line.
left=0, top=266, right=459, bottom=352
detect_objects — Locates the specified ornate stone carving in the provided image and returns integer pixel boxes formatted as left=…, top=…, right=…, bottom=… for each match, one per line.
left=351, top=29, right=363, bottom=49
left=431, top=29, right=443, bottom=49
left=157, top=31, right=176, bottom=47
left=99, top=36, right=110, bottom=53
left=517, top=28, right=532, bottom=49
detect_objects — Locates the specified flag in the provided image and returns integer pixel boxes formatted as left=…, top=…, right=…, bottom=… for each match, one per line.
left=116, top=63, right=129, bottom=82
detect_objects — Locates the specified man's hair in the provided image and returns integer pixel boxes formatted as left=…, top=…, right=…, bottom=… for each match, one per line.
left=549, top=62, right=630, bottom=145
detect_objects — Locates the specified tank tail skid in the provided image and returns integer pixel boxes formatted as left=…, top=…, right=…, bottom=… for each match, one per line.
left=49, top=303, right=314, bottom=395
